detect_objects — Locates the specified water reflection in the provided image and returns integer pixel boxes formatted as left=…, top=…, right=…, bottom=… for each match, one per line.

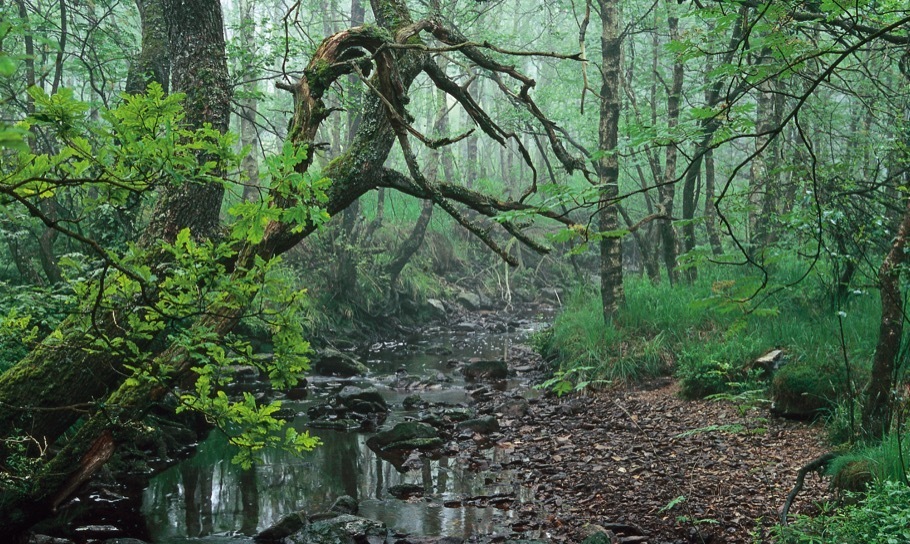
left=142, top=314, right=547, bottom=543
left=142, top=428, right=517, bottom=542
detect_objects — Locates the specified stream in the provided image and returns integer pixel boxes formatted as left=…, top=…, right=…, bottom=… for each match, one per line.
left=138, top=308, right=551, bottom=543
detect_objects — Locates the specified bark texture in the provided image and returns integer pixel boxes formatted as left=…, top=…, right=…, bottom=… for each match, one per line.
left=597, top=0, right=624, bottom=320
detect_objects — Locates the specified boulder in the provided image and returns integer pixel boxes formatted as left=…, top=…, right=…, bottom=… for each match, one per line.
left=457, top=415, right=500, bottom=434
left=462, top=360, right=508, bottom=381
left=426, top=298, right=447, bottom=315
left=312, top=349, right=368, bottom=377
left=254, top=511, right=307, bottom=542
left=388, top=483, right=425, bottom=499
left=402, top=394, right=426, bottom=410
left=367, top=422, right=442, bottom=452
left=279, top=514, right=386, bottom=544
left=771, top=359, right=840, bottom=419
left=329, top=495, right=358, bottom=516
left=337, top=386, right=388, bottom=414
left=456, top=291, right=482, bottom=310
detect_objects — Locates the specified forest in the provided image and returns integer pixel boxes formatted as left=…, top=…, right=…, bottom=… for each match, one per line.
left=1, top=0, right=909, bottom=542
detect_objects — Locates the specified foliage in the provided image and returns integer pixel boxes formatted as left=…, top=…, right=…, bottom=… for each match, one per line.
left=774, top=480, right=910, bottom=543
left=1, top=85, right=327, bottom=469
left=0, top=283, right=70, bottom=372
left=771, top=357, right=843, bottom=417
left=540, top=258, right=880, bottom=403
left=827, top=433, right=910, bottom=490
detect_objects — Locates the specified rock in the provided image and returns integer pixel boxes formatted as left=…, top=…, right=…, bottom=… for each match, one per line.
left=443, top=407, right=475, bottom=422
left=456, top=291, right=482, bottom=310
left=581, top=531, right=619, bottom=544
left=312, top=348, right=369, bottom=377
left=453, top=321, right=481, bottom=332
left=285, top=381, right=309, bottom=401
left=771, top=358, right=840, bottom=418
left=367, top=422, right=443, bottom=452
left=388, top=482, right=425, bottom=499
left=426, top=345, right=453, bottom=355
left=426, top=298, right=447, bottom=315
left=329, top=495, right=358, bottom=515
left=308, top=418, right=360, bottom=431
left=499, top=398, right=530, bottom=418
left=338, top=386, right=388, bottom=414
left=102, top=540, right=149, bottom=544
left=393, top=538, right=464, bottom=544
left=752, top=349, right=786, bottom=376
left=254, top=511, right=307, bottom=542
left=29, top=537, right=76, bottom=544
left=457, top=415, right=500, bottom=434
left=462, top=360, right=508, bottom=381
left=402, top=394, right=426, bottom=410
left=294, top=514, right=386, bottom=544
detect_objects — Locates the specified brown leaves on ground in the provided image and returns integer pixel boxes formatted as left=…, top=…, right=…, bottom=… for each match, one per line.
left=490, top=380, right=830, bottom=543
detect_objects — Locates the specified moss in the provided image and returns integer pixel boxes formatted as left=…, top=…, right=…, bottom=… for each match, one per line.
left=304, top=59, right=334, bottom=97
left=771, top=358, right=842, bottom=418
left=829, top=457, right=874, bottom=494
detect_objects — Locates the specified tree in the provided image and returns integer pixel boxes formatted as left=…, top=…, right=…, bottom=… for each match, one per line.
left=596, top=0, right=624, bottom=319
left=0, top=0, right=588, bottom=536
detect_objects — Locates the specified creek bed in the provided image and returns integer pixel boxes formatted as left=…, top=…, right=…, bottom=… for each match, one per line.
left=140, top=309, right=550, bottom=543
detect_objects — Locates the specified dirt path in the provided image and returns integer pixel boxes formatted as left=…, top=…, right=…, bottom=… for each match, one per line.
left=483, top=378, right=831, bottom=543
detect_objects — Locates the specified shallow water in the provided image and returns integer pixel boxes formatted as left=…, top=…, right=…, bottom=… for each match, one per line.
left=140, top=313, right=548, bottom=543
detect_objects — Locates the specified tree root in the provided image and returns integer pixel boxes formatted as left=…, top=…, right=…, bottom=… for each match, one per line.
left=780, top=452, right=837, bottom=526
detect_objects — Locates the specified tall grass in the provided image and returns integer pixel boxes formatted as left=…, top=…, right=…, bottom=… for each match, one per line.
left=539, top=264, right=881, bottom=402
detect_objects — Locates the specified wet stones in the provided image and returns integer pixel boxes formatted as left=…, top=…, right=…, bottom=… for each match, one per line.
left=257, top=513, right=387, bottom=544
left=338, top=386, right=388, bottom=413
left=254, top=511, right=307, bottom=542
left=388, top=483, right=425, bottom=499
left=457, top=415, right=501, bottom=435
left=462, top=360, right=508, bottom=381
left=307, top=385, right=389, bottom=431
left=366, top=422, right=443, bottom=453
left=498, top=398, right=530, bottom=418
left=312, top=348, right=369, bottom=378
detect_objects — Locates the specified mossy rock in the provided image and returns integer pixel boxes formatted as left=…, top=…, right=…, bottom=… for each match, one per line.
left=830, top=458, right=874, bottom=494
left=388, top=483, right=424, bottom=499
left=254, top=510, right=307, bottom=542
left=337, top=386, right=388, bottom=413
left=292, top=514, right=387, bottom=544
left=366, top=421, right=442, bottom=453
left=312, top=349, right=369, bottom=377
left=771, top=358, right=842, bottom=418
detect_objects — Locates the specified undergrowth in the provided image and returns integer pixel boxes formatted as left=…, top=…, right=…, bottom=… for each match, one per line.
left=536, top=266, right=880, bottom=404
left=773, top=480, right=910, bottom=543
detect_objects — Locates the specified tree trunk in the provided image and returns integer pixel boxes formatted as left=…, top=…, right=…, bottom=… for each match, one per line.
left=125, top=0, right=169, bottom=94
left=658, top=1, right=683, bottom=284
left=703, top=148, right=723, bottom=255
left=863, top=194, right=910, bottom=438
left=144, top=0, right=230, bottom=244
left=749, top=60, right=775, bottom=252
left=597, top=0, right=623, bottom=320
left=238, top=0, right=261, bottom=202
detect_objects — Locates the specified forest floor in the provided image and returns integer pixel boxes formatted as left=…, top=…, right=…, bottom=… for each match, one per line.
left=473, top=363, right=831, bottom=543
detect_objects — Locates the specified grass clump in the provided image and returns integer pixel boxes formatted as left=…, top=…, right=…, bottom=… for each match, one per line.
left=774, top=480, right=910, bottom=543
left=538, top=263, right=879, bottom=401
